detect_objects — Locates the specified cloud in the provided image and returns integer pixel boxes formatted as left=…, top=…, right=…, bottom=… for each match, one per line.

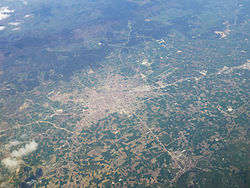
left=0, top=7, right=14, bottom=13
left=24, top=14, right=32, bottom=18
left=0, top=26, right=5, bottom=31
left=4, top=140, right=21, bottom=151
left=22, top=0, right=28, bottom=5
left=0, top=13, right=10, bottom=21
left=11, top=140, right=38, bottom=158
left=9, top=140, right=20, bottom=146
left=8, top=22, right=22, bottom=26
left=1, top=140, right=38, bottom=171
left=12, top=27, right=21, bottom=31
left=0, top=6, right=14, bottom=21
left=1, top=157, right=22, bottom=171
